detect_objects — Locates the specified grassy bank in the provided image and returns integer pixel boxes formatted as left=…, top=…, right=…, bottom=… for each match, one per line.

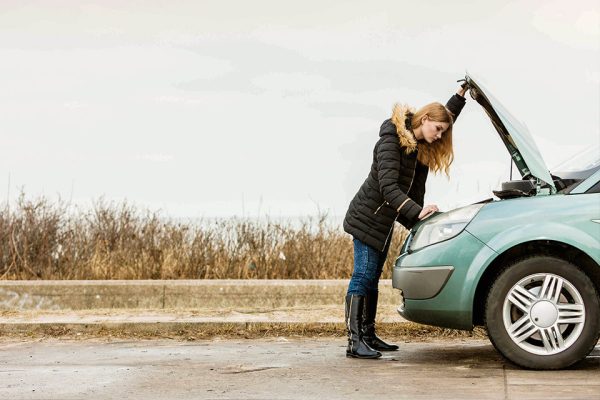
left=0, top=194, right=408, bottom=280
left=0, top=321, right=487, bottom=340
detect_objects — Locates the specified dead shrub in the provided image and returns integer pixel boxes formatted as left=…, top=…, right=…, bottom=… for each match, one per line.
left=0, top=193, right=408, bottom=280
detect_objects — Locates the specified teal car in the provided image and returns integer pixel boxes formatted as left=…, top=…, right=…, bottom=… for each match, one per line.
left=392, top=73, right=600, bottom=370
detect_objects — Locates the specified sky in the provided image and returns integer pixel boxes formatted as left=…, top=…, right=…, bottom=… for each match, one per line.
left=1, top=0, right=599, bottom=220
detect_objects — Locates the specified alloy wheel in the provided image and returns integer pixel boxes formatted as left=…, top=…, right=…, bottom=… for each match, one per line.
left=502, top=273, right=585, bottom=356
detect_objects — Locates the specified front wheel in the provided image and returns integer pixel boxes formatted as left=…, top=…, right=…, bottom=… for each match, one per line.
left=485, top=256, right=600, bottom=369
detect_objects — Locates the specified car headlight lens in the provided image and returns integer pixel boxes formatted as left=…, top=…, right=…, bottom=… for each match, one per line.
left=410, top=203, right=485, bottom=251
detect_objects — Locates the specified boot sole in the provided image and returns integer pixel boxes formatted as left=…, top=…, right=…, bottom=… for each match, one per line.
left=346, top=352, right=382, bottom=359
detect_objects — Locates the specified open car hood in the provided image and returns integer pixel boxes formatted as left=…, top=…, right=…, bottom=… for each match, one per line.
left=465, top=72, right=556, bottom=192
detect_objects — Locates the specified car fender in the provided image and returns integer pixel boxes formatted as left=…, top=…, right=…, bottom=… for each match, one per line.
left=466, top=222, right=600, bottom=266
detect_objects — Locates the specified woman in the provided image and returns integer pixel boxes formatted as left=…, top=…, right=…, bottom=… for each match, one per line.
left=342, top=83, right=468, bottom=359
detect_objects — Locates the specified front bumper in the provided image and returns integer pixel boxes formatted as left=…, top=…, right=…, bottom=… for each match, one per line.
left=392, top=229, right=497, bottom=330
left=392, top=266, right=454, bottom=300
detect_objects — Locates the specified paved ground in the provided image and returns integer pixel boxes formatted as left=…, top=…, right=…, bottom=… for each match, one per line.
left=0, top=338, right=598, bottom=400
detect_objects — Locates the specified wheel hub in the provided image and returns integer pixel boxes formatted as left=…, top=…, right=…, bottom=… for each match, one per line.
left=530, top=300, right=558, bottom=328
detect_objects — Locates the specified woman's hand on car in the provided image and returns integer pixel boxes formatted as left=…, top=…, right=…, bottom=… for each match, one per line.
left=419, top=204, right=439, bottom=220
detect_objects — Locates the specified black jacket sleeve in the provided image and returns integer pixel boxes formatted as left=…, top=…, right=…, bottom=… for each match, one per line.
left=446, top=94, right=466, bottom=122
left=376, top=135, right=422, bottom=223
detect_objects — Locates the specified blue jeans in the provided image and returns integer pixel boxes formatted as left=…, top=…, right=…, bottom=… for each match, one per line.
left=347, top=238, right=391, bottom=296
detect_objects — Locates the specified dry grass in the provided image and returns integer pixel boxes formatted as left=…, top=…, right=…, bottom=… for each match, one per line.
left=0, top=193, right=408, bottom=280
left=0, top=322, right=488, bottom=340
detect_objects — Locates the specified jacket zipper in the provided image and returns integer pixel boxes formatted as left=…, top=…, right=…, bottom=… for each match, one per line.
left=373, top=200, right=388, bottom=215
left=379, top=158, right=418, bottom=252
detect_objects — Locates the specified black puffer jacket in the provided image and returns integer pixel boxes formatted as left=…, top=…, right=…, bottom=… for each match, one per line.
left=343, top=94, right=466, bottom=251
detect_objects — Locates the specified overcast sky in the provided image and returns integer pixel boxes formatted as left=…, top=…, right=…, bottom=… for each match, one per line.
left=1, top=0, right=599, bottom=220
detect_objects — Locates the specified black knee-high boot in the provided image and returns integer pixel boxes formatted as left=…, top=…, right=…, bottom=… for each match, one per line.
left=345, top=294, right=381, bottom=359
left=362, top=291, right=399, bottom=351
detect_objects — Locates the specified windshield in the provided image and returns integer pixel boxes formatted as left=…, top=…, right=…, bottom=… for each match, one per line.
left=552, top=145, right=600, bottom=172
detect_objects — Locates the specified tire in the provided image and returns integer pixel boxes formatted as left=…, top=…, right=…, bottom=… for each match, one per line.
left=485, top=256, right=600, bottom=370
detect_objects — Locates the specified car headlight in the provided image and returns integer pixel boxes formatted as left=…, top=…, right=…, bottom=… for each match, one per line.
left=410, top=203, right=485, bottom=251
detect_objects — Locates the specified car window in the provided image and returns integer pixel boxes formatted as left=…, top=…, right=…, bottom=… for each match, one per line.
left=552, top=145, right=600, bottom=172
left=585, top=181, right=600, bottom=194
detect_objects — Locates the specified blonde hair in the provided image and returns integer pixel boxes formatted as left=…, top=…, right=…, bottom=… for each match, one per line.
left=411, top=102, right=455, bottom=176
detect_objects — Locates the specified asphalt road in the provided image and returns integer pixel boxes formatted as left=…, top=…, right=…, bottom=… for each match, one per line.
left=0, top=338, right=598, bottom=400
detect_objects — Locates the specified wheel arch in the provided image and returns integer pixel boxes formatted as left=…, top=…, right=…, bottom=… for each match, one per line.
left=472, top=240, right=600, bottom=326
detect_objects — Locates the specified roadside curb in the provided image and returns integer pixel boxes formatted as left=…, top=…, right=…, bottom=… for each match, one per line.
left=0, top=280, right=458, bottom=338
left=0, top=279, right=399, bottom=311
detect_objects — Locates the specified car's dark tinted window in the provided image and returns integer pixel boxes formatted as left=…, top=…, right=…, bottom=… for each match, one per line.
left=585, top=181, right=600, bottom=194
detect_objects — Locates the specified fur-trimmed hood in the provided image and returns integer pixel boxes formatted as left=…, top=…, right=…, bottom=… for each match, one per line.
left=381, top=103, right=418, bottom=154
